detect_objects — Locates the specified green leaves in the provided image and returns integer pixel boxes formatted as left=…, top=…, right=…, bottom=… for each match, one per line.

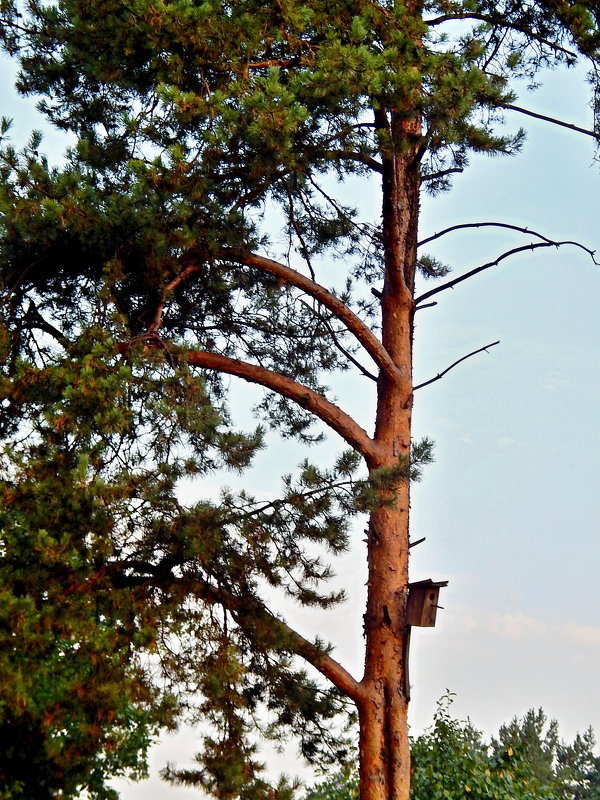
left=306, top=698, right=600, bottom=800
left=410, top=696, right=555, bottom=800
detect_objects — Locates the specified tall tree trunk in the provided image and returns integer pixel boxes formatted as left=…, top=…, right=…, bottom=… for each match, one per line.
left=358, top=107, right=421, bottom=800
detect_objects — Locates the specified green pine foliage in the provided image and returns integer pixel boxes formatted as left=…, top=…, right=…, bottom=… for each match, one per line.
left=0, top=323, right=359, bottom=796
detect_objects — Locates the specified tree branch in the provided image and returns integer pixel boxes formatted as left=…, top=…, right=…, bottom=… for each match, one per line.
left=182, top=348, right=377, bottom=460
left=25, top=301, right=71, bottom=350
left=297, top=297, right=378, bottom=382
left=418, top=221, right=555, bottom=248
left=413, top=341, right=500, bottom=390
left=113, top=560, right=364, bottom=702
left=147, top=264, right=200, bottom=334
left=415, top=240, right=598, bottom=304
left=247, top=59, right=294, bottom=69
left=500, top=103, right=600, bottom=140
left=422, top=12, right=579, bottom=59
left=217, top=586, right=365, bottom=703
left=221, top=249, right=400, bottom=382
left=325, top=149, right=384, bottom=173
left=421, top=167, right=464, bottom=183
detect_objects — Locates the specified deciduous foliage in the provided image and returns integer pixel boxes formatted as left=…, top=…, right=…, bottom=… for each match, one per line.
left=1, top=0, right=599, bottom=798
left=306, top=702, right=600, bottom=800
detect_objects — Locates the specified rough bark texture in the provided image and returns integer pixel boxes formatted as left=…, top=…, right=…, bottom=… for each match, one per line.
left=357, top=107, right=421, bottom=800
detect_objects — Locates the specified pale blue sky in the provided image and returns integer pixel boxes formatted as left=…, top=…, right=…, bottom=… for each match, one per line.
left=2, top=50, right=599, bottom=798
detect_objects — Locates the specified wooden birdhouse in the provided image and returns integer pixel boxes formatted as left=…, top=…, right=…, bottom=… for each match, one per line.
left=406, top=579, right=448, bottom=627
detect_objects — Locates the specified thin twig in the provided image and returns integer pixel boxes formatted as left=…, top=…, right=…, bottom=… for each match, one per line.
left=414, top=341, right=500, bottom=390
left=500, top=103, right=600, bottom=140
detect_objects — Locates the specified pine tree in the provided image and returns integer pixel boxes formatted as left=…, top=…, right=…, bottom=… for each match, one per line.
left=1, top=1, right=599, bottom=799
left=493, top=710, right=600, bottom=800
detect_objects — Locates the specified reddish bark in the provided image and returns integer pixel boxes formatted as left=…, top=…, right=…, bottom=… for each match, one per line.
left=356, top=106, right=421, bottom=800
left=124, top=94, right=423, bottom=800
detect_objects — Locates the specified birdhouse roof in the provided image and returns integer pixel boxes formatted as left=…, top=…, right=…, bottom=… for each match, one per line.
left=408, top=578, right=449, bottom=589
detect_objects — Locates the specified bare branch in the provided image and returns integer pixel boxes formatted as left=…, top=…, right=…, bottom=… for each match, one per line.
left=500, top=103, right=600, bottom=140
left=415, top=240, right=598, bottom=304
left=409, top=537, right=426, bottom=548
left=414, top=341, right=500, bottom=390
left=182, top=348, right=378, bottom=460
left=421, top=167, right=464, bottom=183
left=222, top=249, right=400, bottom=382
left=418, top=221, right=554, bottom=248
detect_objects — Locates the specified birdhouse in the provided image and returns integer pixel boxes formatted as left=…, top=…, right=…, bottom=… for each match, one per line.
left=406, top=579, right=448, bottom=627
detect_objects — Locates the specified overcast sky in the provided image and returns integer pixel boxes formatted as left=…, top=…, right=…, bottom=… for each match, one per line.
left=2, top=50, right=599, bottom=799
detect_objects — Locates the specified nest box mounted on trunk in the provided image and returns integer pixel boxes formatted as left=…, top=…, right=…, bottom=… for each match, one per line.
left=407, top=579, right=448, bottom=627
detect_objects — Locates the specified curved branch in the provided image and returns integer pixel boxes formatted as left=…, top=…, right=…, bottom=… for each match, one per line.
left=116, top=562, right=364, bottom=702
left=499, top=103, right=600, bottom=140
left=222, top=249, right=400, bottom=382
left=415, top=240, right=598, bottom=304
left=418, top=221, right=555, bottom=248
left=297, top=297, right=378, bottom=382
left=414, top=341, right=500, bottom=390
left=214, top=583, right=365, bottom=703
left=183, top=348, right=377, bottom=460
left=423, top=12, right=579, bottom=59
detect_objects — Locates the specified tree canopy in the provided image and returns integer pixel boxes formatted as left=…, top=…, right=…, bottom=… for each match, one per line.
left=1, top=0, right=599, bottom=798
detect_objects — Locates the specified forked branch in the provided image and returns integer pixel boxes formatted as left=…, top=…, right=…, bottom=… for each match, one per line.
left=414, top=341, right=500, bottom=390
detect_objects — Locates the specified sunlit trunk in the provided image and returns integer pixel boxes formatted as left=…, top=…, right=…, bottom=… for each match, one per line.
left=359, top=103, right=421, bottom=800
